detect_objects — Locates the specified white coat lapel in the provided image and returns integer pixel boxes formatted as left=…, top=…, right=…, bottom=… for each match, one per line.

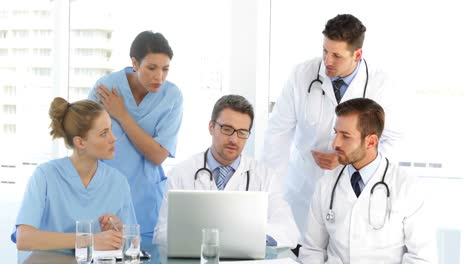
left=318, top=62, right=337, bottom=104
left=224, top=155, right=249, bottom=191
left=359, top=159, right=388, bottom=200
left=340, top=59, right=367, bottom=103
left=337, top=169, right=359, bottom=202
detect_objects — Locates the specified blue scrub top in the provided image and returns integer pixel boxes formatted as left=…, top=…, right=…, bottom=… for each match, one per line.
left=89, top=67, right=183, bottom=239
left=11, top=157, right=136, bottom=246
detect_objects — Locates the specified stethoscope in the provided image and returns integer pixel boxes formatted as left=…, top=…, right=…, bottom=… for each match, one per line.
left=303, top=59, right=369, bottom=155
left=307, top=59, right=369, bottom=97
left=194, top=149, right=250, bottom=191
left=326, top=157, right=391, bottom=230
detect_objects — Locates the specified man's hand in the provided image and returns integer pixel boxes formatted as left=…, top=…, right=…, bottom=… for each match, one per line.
left=311, top=151, right=339, bottom=170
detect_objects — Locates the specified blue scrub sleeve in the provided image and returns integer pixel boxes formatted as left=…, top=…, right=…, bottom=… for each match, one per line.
left=153, top=94, right=183, bottom=158
left=11, top=167, right=48, bottom=242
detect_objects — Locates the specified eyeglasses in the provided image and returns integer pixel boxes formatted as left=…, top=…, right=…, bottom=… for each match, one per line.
left=214, top=121, right=250, bottom=139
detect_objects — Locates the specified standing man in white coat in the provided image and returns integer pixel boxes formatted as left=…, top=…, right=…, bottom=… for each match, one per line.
left=299, top=98, right=435, bottom=263
left=153, top=95, right=299, bottom=248
left=262, top=14, right=403, bottom=253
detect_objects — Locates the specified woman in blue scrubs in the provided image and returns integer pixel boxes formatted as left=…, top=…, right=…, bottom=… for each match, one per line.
left=12, top=97, right=136, bottom=251
left=88, top=31, right=183, bottom=242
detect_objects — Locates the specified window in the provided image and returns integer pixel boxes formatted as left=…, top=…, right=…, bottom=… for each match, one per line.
left=30, top=67, right=51, bottom=77
left=2, top=85, right=16, bottom=96
left=12, top=29, right=28, bottom=38
left=12, top=10, right=29, bottom=17
left=0, top=67, right=15, bottom=76
left=0, top=10, right=8, bottom=18
left=2, top=124, right=16, bottom=134
left=2, top=105, right=16, bottom=115
left=32, top=29, right=52, bottom=38
left=12, top=48, right=28, bottom=56
left=32, top=48, right=51, bottom=56
left=32, top=10, right=50, bottom=19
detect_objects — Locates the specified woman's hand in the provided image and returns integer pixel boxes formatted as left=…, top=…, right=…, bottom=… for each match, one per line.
left=99, top=213, right=123, bottom=232
left=95, top=84, right=128, bottom=121
left=93, top=230, right=123, bottom=250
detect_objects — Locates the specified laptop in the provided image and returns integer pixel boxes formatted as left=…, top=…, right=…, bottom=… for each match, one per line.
left=167, top=190, right=268, bottom=259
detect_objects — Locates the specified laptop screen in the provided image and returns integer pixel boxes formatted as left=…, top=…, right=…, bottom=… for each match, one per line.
left=167, top=190, right=268, bottom=259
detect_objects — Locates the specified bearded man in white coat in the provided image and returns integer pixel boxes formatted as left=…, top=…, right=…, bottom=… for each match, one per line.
left=153, top=95, right=299, bottom=248
left=262, top=14, right=404, bottom=253
left=299, top=98, right=435, bottom=263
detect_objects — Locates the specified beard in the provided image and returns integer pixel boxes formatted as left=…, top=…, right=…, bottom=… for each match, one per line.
left=336, top=142, right=366, bottom=165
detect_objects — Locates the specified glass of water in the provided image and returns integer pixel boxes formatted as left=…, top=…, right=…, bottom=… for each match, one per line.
left=201, top=228, right=220, bottom=264
left=122, top=224, right=140, bottom=264
left=75, top=220, right=93, bottom=264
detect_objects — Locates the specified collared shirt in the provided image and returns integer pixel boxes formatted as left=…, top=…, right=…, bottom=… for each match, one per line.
left=331, top=60, right=361, bottom=98
left=206, top=148, right=241, bottom=188
left=348, top=152, right=382, bottom=191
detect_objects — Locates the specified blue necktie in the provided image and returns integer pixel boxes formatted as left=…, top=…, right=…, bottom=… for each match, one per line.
left=351, top=171, right=362, bottom=197
left=332, top=79, right=345, bottom=103
left=217, top=166, right=230, bottom=190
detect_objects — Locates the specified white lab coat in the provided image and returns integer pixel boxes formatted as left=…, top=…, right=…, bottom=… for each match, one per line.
left=153, top=151, right=300, bottom=248
left=262, top=57, right=404, bottom=235
left=299, top=159, right=436, bottom=264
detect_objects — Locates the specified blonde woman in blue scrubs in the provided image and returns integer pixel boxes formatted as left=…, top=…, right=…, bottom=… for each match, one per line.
left=89, top=31, right=183, bottom=242
left=12, top=97, right=136, bottom=251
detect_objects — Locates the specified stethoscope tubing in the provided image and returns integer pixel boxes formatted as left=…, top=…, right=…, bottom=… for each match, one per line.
left=194, top=149, right=250, bottom=191
left=327, top=157, right=390, bottom=221
left=307, top=59, right=368, bottom=98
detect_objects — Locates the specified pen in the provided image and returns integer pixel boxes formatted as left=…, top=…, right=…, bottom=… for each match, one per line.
left=109, top=217, right=119, bottom=231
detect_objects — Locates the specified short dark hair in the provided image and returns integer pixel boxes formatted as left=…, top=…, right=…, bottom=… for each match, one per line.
left=322, top=14, right=366, bottom=51
left=211, top=95, right=254, bottom=130
left=129, top=31, right=173, bottom=63
left=335, top=98, right=384, bottom=139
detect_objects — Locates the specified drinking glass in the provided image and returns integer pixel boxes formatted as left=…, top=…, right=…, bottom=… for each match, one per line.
left=200, top=228, right=220, bottom=264
left=122, top=224, right=140, bottom=264
left=75, top=220, right=93, bottom=264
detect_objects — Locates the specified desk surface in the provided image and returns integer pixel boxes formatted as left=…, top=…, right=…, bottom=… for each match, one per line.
left=20, top=242, right=297, bottom=264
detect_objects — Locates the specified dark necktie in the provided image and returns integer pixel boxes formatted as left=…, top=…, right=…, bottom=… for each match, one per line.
left=332, top=79, right=345, bottom=103
left=351, top=171, right=362, bottom=197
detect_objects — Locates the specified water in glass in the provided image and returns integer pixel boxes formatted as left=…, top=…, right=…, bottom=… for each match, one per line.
left=201, top=243, right=220, bottom=264
left=122, top=235, right=140, bottom=264
left=201, top=228, right=220, bottom=264
left=75, top=232, right=93, bottom=264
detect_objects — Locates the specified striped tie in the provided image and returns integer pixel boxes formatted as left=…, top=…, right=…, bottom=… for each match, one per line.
left=217, top=166, right=230, bottom=190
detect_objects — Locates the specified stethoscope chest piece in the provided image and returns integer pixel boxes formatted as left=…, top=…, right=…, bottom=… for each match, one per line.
left=326, top=209, right=335, bottom=222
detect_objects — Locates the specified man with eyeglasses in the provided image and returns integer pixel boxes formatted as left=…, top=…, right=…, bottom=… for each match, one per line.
left=153, top=95, right=299, bottom=249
